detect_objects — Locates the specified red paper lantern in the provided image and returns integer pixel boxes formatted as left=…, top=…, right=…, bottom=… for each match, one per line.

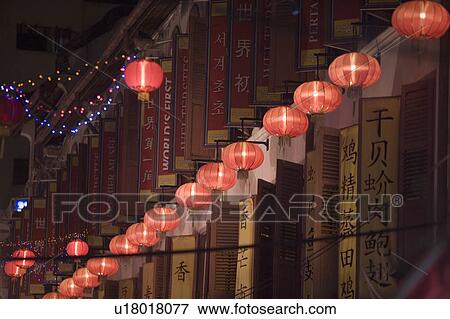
left=66, top=240, right=89, bottom=257
left=222, top=142, right=264, bottom=171
left=109, top=235, right=139, bottom=255
left=12, top=249, right=35, bottom=269
left=124, top=60, right=164, bottom=93
left=293, top=81, right=343, bottom=114
left=196, top=162, right=237, bottom=191
left=73, top=267, right=101, bottom=288
left=263, top=106, right=309, bottom=137
left=59, top=278, right=84, bottom=298
left=42, top=292, right=65, bottom=299
left=144, top=207, right=180, bottom=232
left=126, top=223, right=160, bottom=247
left=0, top=95, right=24, bottom=126
left=86, top=257, right=119, bottom=277
left=328, top=52, right=381, bottom=88
left=392, top=0, right=450, bottom=39
left=175, top=182, right=212, bottom=209
left=4, top=261, right=26, bottom=278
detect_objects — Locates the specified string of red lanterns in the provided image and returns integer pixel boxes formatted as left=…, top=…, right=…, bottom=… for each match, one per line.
left=4, top=261, right=26, bottom=278
left=12, top=249, right=35, bottom=269
left=196, top=162, right=237, bottom=191
left=126, top=223, right=160, bottom=247
left=263, top=106, right=309, bottom=137
left=72, top=267, right=101, bottom=288
left=175, top=182, right=212, bottom=210
left=42, top=292, right=65, bottom=299
left=124, top=59, right=164, bottom=95
left=222, top=141, right=265, bottom=172
left=59, top=278, right=84, bottom=299
left=86, top=257, right=120, bottom=277
left=109, top=235, right=139, bottom=255
left=392, top=0, right=450, bottom=39
left=293, top=81, right=342, bottom=114
left=66, top=239, right=89, bottom=257
left=144, top=207, right=181, bottom=233
left=328, top=52, right=381, bottom=89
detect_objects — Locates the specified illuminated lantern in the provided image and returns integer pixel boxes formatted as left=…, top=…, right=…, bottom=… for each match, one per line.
left=86, top=257, right=119, bottom=277
left=4, top=261, right=26, bottom=278
left=175, top=182, right=212, bottom=209
left=109, top=235, right=139, bottom=255
left=263, top=106, right=309, bottom=137
left=222, top=142, right=264, bottom=171
left=124, top=59, right=164, bottom=93
left=59, top=278, right=84, bottom=298
left=196, top=162, right=237, bottom=191
left=293, top=81, right=343, bottom=114
left=144, top=207, right=180, bottom=232
left=73, top=267, right=101, bottom=288
left=328, top=52, right=381, bottom=88
left=0, top=95, right=24, bottom=126
left=66, top=240, right=89, bottom=257
left=12, top=249, right=35, bottom=269
left=43, top=292, right=65, bottom=299
left=126, top=223, right=160, bottom=247
left=392, top=0, right=450, bottom=39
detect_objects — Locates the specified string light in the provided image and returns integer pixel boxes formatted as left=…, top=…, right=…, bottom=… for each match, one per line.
left=0, top=54, right=138, bottom=136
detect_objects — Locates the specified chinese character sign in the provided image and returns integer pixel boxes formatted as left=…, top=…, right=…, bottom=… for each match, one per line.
left=88, top=136, right=100, bottom=234
left=253, top=0, right=282, bottom=104
left=359, top=97, right=400, bottom=298
left=119, top=279, right=135, bottom=299
left=157, top=58, right=177, bottom=188
left=235, top=198, right=255, bottom=299
left=206, top=0, right=230, bottom=144
left=141, top=262, right=155, bottom=299
left=174, top=35, right=194, bottom=170
left=299, top=0, right=327, bottom=69
left=303, top=151, right=317, bottom=298
left=100, top=119, right=119, bottom=220
left=170, top=236, right=196, bottom=298
left=139, top=100, right=157, bottom=194
left=338, top=125, right=358, bottom=299
left=228, top=0, right=255, bottom=124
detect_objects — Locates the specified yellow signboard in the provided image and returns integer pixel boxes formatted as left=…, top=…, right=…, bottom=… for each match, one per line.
left=338, top=125, right=358, bottom=298
left=119, top=279, right=135, bottom=299
left=142, top=262, right=155, bottom=299
left=359, top=97, right=400, bottom=298
left=303, top=151, right=317, bottom=298
left=235, top=198, right=255, bottom=299
left=170, top=236, right=196, bottom=298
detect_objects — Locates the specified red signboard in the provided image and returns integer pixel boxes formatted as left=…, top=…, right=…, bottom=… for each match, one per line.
left=29, top=197, right=47, bottom=286
left=252, top=0, right=283, bottom=105
left=298, top=0, right=327, bottom=70
left=100, top=118, right=119, bottom=220
left=139, top=98, right=157, bottom=194
left=156, top=58, right=177, bottom=188
left=206, top=0, right=230, bottom=144
left=55, top=168, right=67, bottom=254
left=174, top=35, right=195, bottom=170
left=227, top=0, right=256, bottom=125
left=331, top=0, right=362, bottom=39
left=67, top=155, right=80, bottom=234
left=46, top=182, right=57, bottom=257
left=88, top=136, right=101, bottom=234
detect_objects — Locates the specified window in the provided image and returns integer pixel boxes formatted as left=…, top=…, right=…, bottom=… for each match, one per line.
left=12, top=158, right=29, bottom=185
left=16, top=23, right=72, bottom=52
